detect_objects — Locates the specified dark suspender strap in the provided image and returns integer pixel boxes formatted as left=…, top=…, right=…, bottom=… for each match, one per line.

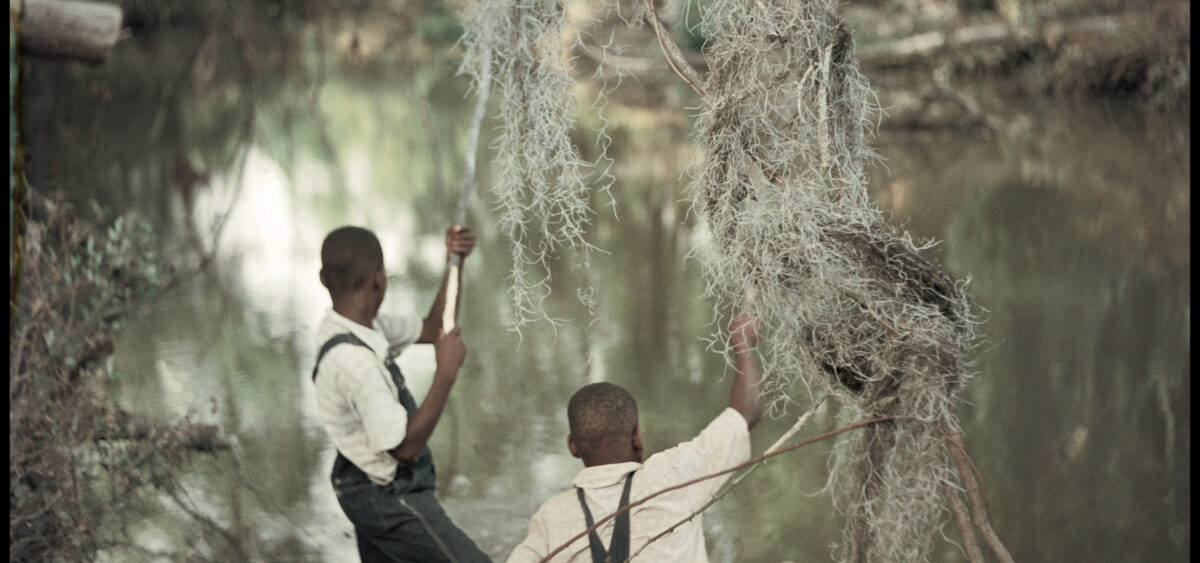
left=576, top=487, right=608, bottom=563
left=311, top=332, right=374, bottom=381
left=575, top=471, right=635, bottom=563
left=609, top=471, right=635, bottom=562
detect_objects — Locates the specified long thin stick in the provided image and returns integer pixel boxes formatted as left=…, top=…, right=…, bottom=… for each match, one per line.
left=455, top=64, right=493, bottom=227
left=643, top=0, right=705, bottom=98
left=945, top=482, right=985, bottom=563
left=442, top=56, right=493, bottom=333
left=626, top=395, right=827, bottom=560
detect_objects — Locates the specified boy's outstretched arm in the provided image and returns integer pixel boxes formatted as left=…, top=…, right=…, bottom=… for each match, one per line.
left=728, top=312, right=763, bottom=430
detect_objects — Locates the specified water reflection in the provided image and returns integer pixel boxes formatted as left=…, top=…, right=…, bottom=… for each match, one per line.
left=20, top=7, right=1188, bottom=562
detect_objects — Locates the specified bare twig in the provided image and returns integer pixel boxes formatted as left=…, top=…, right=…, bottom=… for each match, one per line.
left=626, top=396, right=827, bottom=560
left=945, top=427, right=1014, bottom=563
left=164, top=485, right=248, bottom=560
left=642, top=0, right=705, bottom=98
left=945, top=482, right=985, bottom=563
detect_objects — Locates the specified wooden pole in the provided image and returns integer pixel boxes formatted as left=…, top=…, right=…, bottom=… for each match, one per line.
left=13, top=0, right=123, bottom=63
left=441, top=57, right=492, bottom=334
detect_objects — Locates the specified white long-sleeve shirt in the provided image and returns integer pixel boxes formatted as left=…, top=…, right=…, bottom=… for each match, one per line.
left=312, top=309, right=423, bottom=485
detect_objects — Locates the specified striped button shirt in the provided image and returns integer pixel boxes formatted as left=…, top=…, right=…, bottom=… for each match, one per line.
left=313, top=309, right=423, bottom=485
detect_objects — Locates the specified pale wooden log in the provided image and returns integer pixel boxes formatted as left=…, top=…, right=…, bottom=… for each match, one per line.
left=13, top=0, right=123, bottom=63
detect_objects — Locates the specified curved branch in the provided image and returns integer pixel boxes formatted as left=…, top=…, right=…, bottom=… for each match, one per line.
left=628, top=397, right=826, bottom=560
left=944, top=427, right=1014, bottom=563
left=945, top=482, right=985, bottom=563
left=642, top=0, right=705, bottom=98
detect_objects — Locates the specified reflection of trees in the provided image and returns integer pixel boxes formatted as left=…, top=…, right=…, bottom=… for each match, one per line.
left=108, top=257, right=332, bottom=559
left=20, top=0, right=462, bottom=249
left=941, top=179, right=1189, bottom=562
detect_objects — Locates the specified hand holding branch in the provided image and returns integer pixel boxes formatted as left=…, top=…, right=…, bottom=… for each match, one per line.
left=445, top=224, right=476, bottom=258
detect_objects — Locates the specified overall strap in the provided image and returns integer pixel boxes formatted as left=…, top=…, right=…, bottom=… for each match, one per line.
left=311, top=332, right=374, bottom=381
left=575, top=471, right=636, bottom=563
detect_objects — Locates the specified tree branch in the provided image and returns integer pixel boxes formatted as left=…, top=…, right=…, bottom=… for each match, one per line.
left=944, top=427, right=1014, bottom=563
left=945, top=482, right=985, bottom=563
left=642, top=0, right=705, bottom=98
left=627, top=396, right=827, bottom=560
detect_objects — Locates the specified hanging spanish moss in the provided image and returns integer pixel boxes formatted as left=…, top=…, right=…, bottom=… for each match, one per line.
left=459, top=0, right=601, bottom=331
left=689, top=0, right=985, bottom=561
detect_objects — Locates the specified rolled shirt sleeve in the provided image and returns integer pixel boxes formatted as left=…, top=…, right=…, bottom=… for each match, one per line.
left=376, top=313, right=423, bottom=355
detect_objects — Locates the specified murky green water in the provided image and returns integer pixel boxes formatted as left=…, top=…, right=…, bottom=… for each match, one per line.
left=20, top=7, right=1187, bottom=562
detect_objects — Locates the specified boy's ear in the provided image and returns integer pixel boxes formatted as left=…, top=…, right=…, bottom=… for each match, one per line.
left=567, top=434, right=581, bottom=459
left=318, top=269, right=329, bottom=289
left=632, top=426, right=643, bottom=451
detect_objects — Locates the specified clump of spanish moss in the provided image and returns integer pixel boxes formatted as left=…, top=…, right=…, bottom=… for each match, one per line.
left=689, top=0, right=983, bottom=561
left=459, top=0, right=601, bottom=330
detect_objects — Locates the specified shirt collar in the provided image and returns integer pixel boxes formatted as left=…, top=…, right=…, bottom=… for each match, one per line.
left=571, top=461, right=643, bottom=489
left=324, top=309, right=391, bottom=359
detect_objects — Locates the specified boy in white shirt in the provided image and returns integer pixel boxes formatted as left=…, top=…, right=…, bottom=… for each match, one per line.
left=311, top=224, right=489, bottom=562
left=509, top=314, right=763, bottom=562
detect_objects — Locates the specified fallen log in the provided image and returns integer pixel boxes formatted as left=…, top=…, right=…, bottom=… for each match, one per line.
left=11, top=0, right=123, bottom=63
left=95, top=410, right=233, bottom=452
left=856, top=22, right=1031, bottom=69
left=859, top=1, right=1189, bottom=70
left=574, top=3, right=1186, bottom=87
left=878, top=83, right=1001, bottom=131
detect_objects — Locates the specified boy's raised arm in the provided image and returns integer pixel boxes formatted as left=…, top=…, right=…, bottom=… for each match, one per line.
left=728, top=312, right=763, bottom=430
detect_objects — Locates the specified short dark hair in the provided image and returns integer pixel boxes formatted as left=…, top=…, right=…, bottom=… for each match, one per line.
left=568, top=382, right=638, bottom=457
left=320, top=226, right=383, bottom=295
